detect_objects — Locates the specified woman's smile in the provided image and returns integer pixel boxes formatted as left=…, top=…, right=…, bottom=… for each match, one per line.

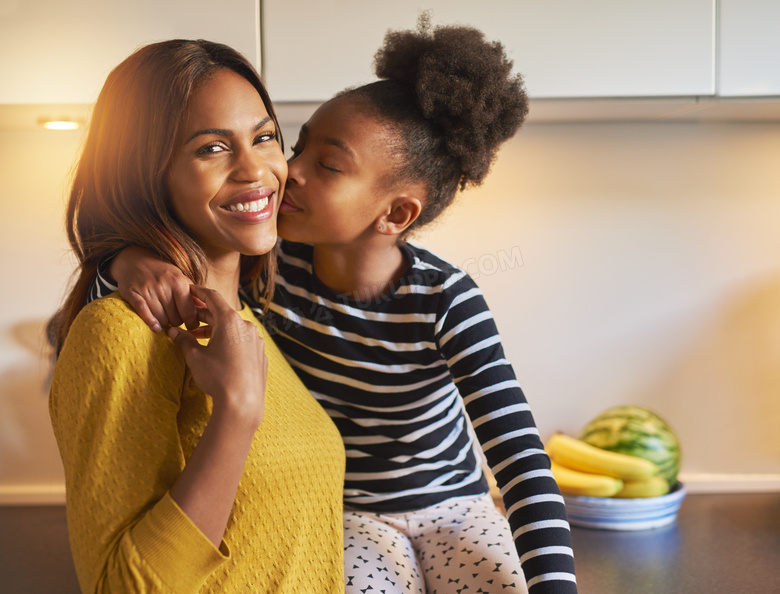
left=221, top=188, right=275, bottom=220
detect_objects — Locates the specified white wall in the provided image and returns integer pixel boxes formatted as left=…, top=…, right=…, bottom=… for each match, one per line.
left=416, top=121, right=780, bottom=480
left=0, top=0, right=260, bottom=104
left=0, top=125, right=81, bottom=502
left=2, top=117, right=780, bottom=502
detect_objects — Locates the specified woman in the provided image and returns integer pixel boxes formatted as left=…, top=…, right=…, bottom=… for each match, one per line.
left=47, top=39, right=345, bottom=593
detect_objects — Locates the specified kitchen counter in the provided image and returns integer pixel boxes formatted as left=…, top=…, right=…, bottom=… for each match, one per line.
left=570, top=491, right=780, bottom=593
left=1, top=492, right=778, bottom=593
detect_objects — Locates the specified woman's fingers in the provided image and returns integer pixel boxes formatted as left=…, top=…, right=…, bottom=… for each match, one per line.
left=167, top=326, right=203, bottom=360
left=188, top=326, right=213, bottom=340
left=188, top=286, right=247, bottom=346
left=188, top=286, right=237, bottom=327
left=194, top=305, right=215, bottom=327
left=188, top=285, right=232, bottom=311
left=168, top=286, right=266, bottom=423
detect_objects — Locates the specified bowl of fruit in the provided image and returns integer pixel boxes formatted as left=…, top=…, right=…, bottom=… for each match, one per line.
left=548, top=405, right=685, bottom=531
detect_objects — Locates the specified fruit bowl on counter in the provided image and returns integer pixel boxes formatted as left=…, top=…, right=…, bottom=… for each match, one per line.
left=563, top=482, right=686, bottom=531
left=546, top=405, right=685, bottom=530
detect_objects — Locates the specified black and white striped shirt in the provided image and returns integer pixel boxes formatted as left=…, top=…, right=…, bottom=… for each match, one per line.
left=257, top=241, right=577, bottom=593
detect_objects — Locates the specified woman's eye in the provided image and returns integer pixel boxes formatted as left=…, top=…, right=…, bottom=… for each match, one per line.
left=255, top=131, right=277, bottom=144
left=196, top=143, right=226, bottom=155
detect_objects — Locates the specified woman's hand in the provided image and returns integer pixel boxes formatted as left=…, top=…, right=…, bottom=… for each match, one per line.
left=167, top=285, right=268, bottom=546
left=168, top=285, right=267, bottom=424
left=111, top=246, right=198, bottom=331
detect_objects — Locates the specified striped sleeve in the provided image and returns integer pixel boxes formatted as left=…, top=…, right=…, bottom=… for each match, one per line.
left=435, top=274, right=578, bottom=593
left=89, top=258, right=119, bottom=303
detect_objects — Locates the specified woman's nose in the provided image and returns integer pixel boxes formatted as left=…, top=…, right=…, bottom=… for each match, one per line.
left=232, top=146, right=268, bottom=183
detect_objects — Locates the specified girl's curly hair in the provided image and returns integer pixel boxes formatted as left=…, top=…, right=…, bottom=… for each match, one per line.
left=340, top=14, right=529, bottom=231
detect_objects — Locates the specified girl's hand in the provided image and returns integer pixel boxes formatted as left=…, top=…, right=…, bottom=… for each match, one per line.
left=168, top=285, right=267, bottom=425
left=111, top=246, right=198, bottom=332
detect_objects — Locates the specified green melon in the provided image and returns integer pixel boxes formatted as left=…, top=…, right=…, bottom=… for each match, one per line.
left=579, top=405, right=681, bottom=488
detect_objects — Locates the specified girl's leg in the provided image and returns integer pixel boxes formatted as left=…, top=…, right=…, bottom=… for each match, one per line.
left=343, top=509, right=426, bottom=594
left=410, top=495, right=528, bottom=594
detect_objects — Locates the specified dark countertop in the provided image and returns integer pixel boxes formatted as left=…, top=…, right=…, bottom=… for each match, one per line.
left=1, top=492, right=779, bottom=593
left=571, top=491, right=780, bottom=594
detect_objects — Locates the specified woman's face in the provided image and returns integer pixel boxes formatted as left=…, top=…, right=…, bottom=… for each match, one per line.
left=278, top=95, right=399, bottom=246
left=167, top=69, right=287, bottom=262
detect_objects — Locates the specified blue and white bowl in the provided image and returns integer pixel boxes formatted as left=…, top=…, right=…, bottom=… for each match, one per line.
left=563, top=482, right=686, bottom=531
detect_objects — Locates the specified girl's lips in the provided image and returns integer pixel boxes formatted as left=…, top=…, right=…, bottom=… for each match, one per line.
left=279, top=193, right=302, bottom=214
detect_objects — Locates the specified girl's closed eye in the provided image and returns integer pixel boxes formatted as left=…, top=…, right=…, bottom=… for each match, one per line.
left=319, top=162, right=340, bottom=173
left=287, top=143, right=339, bottom=172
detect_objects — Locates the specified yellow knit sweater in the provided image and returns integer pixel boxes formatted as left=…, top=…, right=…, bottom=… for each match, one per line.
left=49, top=294, right=345, bottom=593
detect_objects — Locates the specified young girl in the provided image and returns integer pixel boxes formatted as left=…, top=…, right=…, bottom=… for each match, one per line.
left=101, top=20, right=578, bottom=594
left=48, top=39, right=345, bottom=592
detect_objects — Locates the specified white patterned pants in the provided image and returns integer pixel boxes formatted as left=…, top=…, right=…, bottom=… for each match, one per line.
left=343, top=494, right=528, bottom=594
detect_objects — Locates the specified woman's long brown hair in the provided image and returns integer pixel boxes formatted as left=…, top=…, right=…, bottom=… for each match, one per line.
left=48, top=39, right=281, bottom=355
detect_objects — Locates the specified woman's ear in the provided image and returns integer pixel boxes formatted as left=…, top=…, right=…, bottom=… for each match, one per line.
left=376, top=195, right=422, bottom=235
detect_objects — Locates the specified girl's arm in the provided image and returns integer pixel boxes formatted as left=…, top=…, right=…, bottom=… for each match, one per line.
left=99, top=245, right=199, bottom=331
left=435, top=273, right=578, bottom=594
left=50, top=286, right=266, bottom=592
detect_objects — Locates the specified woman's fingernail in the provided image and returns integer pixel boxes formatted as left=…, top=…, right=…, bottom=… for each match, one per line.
left=151, top=322, right=162, bottom=332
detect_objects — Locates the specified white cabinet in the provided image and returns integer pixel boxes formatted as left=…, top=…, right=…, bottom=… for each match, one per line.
left=719, top=0, right=780, bottom=97
left=0, top=0, right=259, bottom=104
left=261, top=0, right=715, bottom=103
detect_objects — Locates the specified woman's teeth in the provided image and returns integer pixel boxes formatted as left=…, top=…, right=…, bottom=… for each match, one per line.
left=226, top=197, right=269, bottom=213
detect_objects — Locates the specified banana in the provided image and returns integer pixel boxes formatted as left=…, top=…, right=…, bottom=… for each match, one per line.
left=547, top=433, right=659, bottom=481
left=614, top=476, right=670, bottom=498
left=550, top=460, right=624, bottom=497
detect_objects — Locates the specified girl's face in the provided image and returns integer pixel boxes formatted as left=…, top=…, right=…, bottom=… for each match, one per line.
left=167, top=69, right=287, bottom=263
left=278, top=95, right=399, bottom=246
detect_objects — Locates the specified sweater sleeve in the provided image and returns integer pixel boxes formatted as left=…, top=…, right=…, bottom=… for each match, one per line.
left=49, top=296, right=228, bottom=593
left=435, top=273, right=578, bottom=594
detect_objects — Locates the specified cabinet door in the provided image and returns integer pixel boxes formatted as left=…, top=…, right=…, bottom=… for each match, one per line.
left=261, top=0, right=715, bottom=102
left=0, top=0, right=259, bottom=104
left=719, top=0, right=780, bottom=97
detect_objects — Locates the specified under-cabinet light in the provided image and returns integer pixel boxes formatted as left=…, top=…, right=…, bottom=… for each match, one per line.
left=38, top=117, right=81, bottom=130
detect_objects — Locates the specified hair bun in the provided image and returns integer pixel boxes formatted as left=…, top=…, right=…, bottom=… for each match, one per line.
left=373, top=14, right=529, bottom=187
